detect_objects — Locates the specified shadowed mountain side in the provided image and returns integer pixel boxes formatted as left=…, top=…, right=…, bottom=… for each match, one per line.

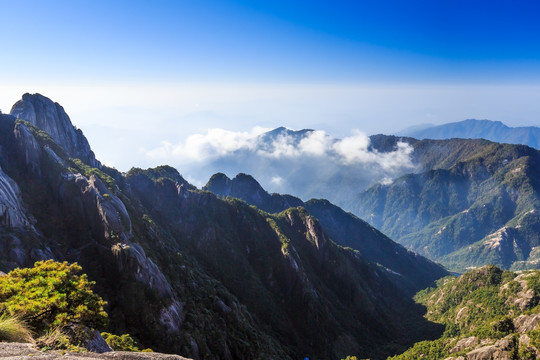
left=204, top=172, right=448, bottom=293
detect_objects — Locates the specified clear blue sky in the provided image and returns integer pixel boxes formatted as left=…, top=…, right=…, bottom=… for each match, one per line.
left=2, top=0, right=540, bottom=83
left=1, top=0, right=540, bottom=171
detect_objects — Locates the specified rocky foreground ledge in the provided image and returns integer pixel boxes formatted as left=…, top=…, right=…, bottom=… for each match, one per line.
left=0, top=343, right=193, bottom=360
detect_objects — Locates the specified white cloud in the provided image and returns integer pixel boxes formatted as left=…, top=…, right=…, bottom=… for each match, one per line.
left=271, top=176, right=284, bottom=186
left=298, top=130, right=333, bottom=156
left=379, top=177, right=394, bottom=185
left=142, top=127, right=415, bottom=171
left=332, top=131, right=372, bottom=164
left=257, top=134, right=301, bottom=158
left=144, top=127, right=269, bottom=162
left=139, top=126, right=417, bottom=203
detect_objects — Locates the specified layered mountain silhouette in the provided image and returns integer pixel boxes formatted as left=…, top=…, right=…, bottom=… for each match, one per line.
left=399, top=119, right=540, bottom=149
left=204, top=173, right=447, bottom=293
left=174, top=127, right=417, bottom=205
left=348, top=137, right=540, bottom=272
left=0, top=93, right=446, bottom=360
left=227, top=124, right=540, bottom=273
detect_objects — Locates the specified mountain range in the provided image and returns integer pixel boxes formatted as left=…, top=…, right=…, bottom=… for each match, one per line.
left=3, top=93, right=540, bottom=359
left=0, top=93, right=448, bottom=360
left=172, top=126, right=417, bottom=205
left=348, top=137, right=540, bottom=272
left=399, top=119, right=540, bottom=149
left=197, top=122, right=540, bottom=273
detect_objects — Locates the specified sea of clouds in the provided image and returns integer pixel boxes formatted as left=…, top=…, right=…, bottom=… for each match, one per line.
left=142, top=127, right=416, bottom=207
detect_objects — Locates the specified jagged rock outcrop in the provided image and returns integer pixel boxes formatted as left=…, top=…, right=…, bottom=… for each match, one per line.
left=205, top=173, right=304, bottom=213
left=10, top=93, right=100, bottom=168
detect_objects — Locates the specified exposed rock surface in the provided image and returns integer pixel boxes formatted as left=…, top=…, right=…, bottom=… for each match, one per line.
left=0, top=342, right=191, bottom=359
left=0, top=165, right=33, bottom=228
left=450, top=336, right=478, bottom=353
left=465, top=335, right=516, bottom=360
left=10, top=93, right=100, bottom=168
left=514, top=313, right=540, bottom=333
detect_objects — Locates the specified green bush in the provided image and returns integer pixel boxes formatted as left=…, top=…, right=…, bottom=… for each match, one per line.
left=0, top=260, right=108, bottom=334
left=101, top=332, right=141, bottom=351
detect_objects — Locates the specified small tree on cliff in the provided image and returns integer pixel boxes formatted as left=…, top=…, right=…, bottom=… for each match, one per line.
left=0, top=260, right=108, bottom=334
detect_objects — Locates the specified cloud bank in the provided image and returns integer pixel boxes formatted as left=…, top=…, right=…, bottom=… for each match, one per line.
left=141, top=127, right=416, bottom=205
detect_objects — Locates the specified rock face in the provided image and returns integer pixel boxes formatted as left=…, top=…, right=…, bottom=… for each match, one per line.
left=0, top=342, right=192, bottom=359
left=10, top=93, right=100, bottom=168
left=0, top=165, right=33, bottom=228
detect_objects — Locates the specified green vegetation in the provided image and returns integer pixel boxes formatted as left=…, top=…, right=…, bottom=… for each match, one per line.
left=0, top=260, right=108, bottom=333
left=101, top=332, right=141, bottom=351
left=0, top=260, right=157, bottom=352
left=351, top=139, right=540, bottom=272
left=100, top=331, right=153, bottom=352
left=69, top=158, right=117, bottom=191
left=15, top=119, right=68, bottom=160
left=266, top=217, right=290, bottom=253
left=390, top=266, right=540, bottom=359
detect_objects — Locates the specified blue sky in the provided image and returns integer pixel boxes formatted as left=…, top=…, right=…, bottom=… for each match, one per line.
left=2, top=0, right=540, bottom=83
left=1, top=0, right=540, bottom=171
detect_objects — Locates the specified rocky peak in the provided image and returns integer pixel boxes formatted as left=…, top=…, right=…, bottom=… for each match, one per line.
left=10, top=93, right=100, bottom=168
left=204, top=173, right=232, bottom=196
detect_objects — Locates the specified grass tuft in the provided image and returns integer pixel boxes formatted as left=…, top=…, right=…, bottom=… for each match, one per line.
left=0, top=314, right=34, bottom=343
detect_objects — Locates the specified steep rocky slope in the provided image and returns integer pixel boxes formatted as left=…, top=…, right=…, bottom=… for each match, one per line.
left=204, top=173, right=448, bottom=294
left=348, top=138, right=540, bottom=272
left=390, top=265, right=540, bottom=360
left=0, top=94, right=447, bottom=360
left=10, top=93, right=100, bottom=168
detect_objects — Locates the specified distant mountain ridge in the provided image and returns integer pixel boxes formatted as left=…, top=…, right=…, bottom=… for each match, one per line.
left=178, top=126, right=417, bottom=205
left=400, top=119, right=540, bottom=149
left=348, top=137, right=540, bottom=272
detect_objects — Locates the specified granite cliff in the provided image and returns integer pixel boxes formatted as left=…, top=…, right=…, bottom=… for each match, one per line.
left=10, top=93, right=100, bottom=168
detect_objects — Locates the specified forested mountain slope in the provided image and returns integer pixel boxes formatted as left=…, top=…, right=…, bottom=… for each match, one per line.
left=349, top=138, right=540, bottom=272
